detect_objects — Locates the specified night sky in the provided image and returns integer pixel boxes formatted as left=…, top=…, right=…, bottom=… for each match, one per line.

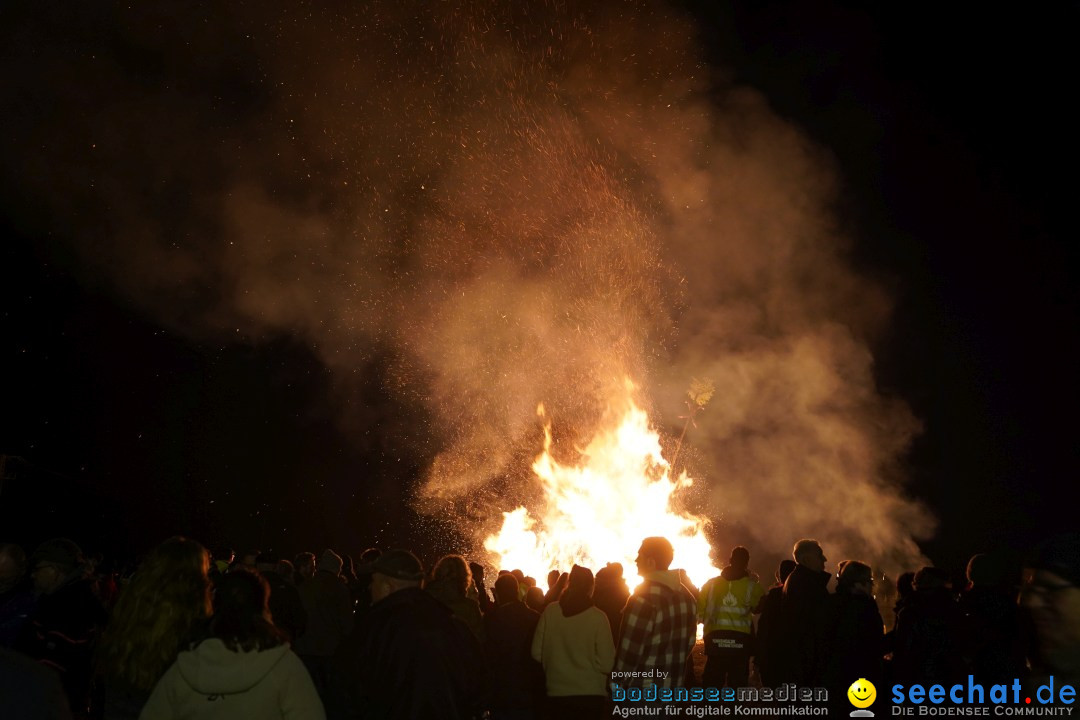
left=1, top=1, right=1076, bottom=572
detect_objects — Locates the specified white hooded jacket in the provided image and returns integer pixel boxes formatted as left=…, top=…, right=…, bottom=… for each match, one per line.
left=139, top=638, right=325, bottom=720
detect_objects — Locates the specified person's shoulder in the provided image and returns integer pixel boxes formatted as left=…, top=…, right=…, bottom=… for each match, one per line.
left=274, top=645, right=306, bottom=670
left=676, top=586, right=697, bottom=607
left=625, top=588, right=657, bottom=612
left=699, top=575, right=722, bottom=593
left=539, top=601, right=562, bottom=618
left=512, top=601, right=541, bottom=619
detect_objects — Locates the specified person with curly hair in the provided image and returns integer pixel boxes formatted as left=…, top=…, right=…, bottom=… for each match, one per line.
left=96, top=536, right=213, bottom=720
left=426, top=554, right=485, bottom=642
left=140, top=567, right=324, bottom=719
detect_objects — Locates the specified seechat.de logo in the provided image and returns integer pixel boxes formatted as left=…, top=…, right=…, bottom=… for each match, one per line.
left=891, top=676, right=1076, bottom=716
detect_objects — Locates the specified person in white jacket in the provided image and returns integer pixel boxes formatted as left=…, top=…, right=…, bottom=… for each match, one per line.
left=140, top=568, right=325, bottom=720
left=530, top=564, right=615, bottom=720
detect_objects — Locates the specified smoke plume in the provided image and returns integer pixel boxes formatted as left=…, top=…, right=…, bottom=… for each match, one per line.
left=1, top=0, right=932, bottom=571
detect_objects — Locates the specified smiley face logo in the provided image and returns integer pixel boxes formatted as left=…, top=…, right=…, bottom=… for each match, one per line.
left=848, top=678, right=877, bottom=709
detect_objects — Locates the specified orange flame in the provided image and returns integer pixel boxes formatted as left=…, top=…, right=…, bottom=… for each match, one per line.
left=484, top=390, right=717, bottom=587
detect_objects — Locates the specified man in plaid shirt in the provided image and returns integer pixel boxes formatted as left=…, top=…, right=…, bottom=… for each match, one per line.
left=614, top=537, right=698, bottom=688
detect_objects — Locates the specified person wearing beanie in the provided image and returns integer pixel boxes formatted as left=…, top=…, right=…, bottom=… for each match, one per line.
left=294, top=548, right=353, bottom=703
left=531, top=564, right=614, bottom=719
left=697, top=545, right=764, bottom=688
left=336, top=549, right=487, bottom=719
left=316, top=549, right=343, bottom=576
left=593, top=563, right=630, bottom=645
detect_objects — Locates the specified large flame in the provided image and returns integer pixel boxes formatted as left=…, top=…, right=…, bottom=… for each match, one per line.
left=484, top=391, right=717, bottom=587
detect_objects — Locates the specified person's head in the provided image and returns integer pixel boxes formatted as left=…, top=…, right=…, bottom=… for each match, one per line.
left=97, top=536, right=212, bottom=690
left=214, top=548, right=235, bottom=568
left=524, top=585, right=545, bottom=612
left=595, top=562, right=618, bottom=583
left=837, top=560, right=873, bottom=596
left=547, top=569, right=561, bottom=590
left=913, top=566, right=948, bottom=591
left=566, top=564, right=595, bottom=598
left=729, top=546, right=750, bottom=571
left=431, top=554, right=472, bottom=597
left=468, top=561, right=486, bottom=584
left=317, top=549, right=343, bottom=576
left=494, top=573, right=520, bottom=605
left=637, top=537, right=675, bottom=574
left=792, top=539, right=827, bottom=573
left=895, top=571, right=916, bottom=599
left=363, top=549, right=425, bottom=603
left=776, top=559, right=797, bottom=584
left=0, top=543, right=27, bottom=594
left=209, top=568, right=285, bottom=652
left=966, top=553, right=1007, bottom=588
left=1022, top=533, right=1080, bottom=677
left=29, top=538, right=83, bottom=595
left=294, top=552, right=316, bottom=579
left=275, top=558, right=295, bottom=580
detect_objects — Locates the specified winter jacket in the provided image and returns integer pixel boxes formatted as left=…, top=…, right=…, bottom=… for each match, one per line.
left=15, top=576, right=107, bottom=716
left=614, top=570, right=697, bottom=688
left=483, top=600, right=543, bottom=711
left=295, top=571, right=353, bottom=657
left=336, top=586, right=486, bottom=720
left=779, top=563, right=831, bottom=685
left=531, top=601, right=614, bottom=697
left=426, top=578, right=486, bottom=643
left=138, top=639, right=324, bottom=720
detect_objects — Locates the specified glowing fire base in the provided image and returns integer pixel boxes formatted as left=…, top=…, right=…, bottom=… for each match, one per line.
left=484, top=396, right=716, bottom=587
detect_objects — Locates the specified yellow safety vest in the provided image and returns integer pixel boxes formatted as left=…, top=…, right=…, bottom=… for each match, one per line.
left=697, top=575, right=761, bottom=636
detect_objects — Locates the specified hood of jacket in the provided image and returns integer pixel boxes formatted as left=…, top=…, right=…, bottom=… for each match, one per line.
left=558, top=588, right=594, bottom=618
left=641, top=569, right=688, bottom=594
left=720, top=565, right=753, bottom=582
left=177, top=638, right=290, bottom=696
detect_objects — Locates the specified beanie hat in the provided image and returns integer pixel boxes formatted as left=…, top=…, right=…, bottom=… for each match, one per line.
left=358, top=549, right=425, bottom=582
left=1029, top=533, right=1080, bottom=587
left=30, top=538, right=82, bottom=571
left=567, top=564, right=594, bottom=593
left=317, top=548, right=343, bottom=575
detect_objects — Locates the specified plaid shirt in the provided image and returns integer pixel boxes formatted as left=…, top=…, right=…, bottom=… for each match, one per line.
left=614, top=573, right=698, bottom=687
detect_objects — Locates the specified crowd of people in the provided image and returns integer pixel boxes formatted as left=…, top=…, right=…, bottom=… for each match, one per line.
left=0, top=531, right=1076, bottom=720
